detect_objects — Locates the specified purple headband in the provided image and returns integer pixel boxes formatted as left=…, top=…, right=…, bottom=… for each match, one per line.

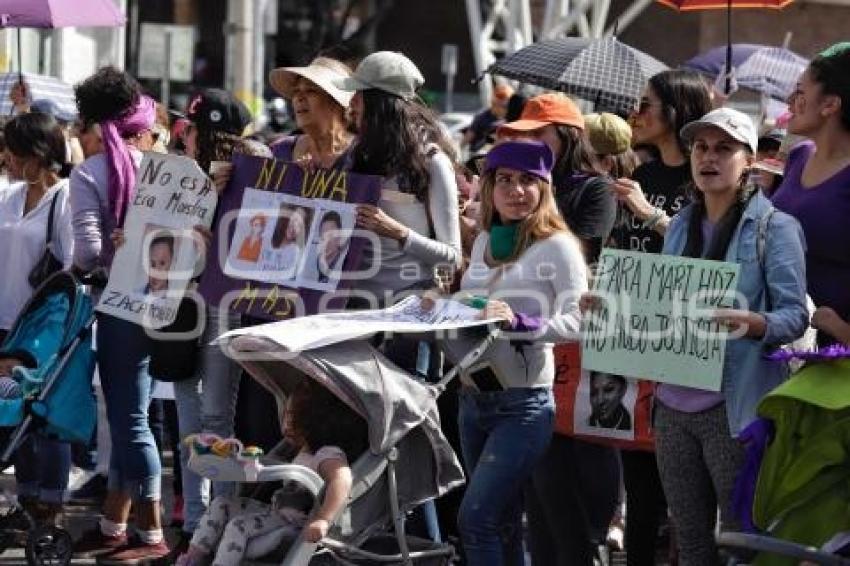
left=102, top=94, right=157, bottom=227
left=485, top=140, right=555, bottom=183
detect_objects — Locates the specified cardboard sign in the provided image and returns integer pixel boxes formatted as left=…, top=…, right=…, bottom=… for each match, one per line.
left=97, top=153, right=216, bottom=328
left=582, top=249, right=740, bottom=391
left=197, top=154, right=381, bottom=321
left=554, top=343, right=656, bottom=451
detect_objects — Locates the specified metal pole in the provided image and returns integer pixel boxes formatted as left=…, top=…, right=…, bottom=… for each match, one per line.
left=162, top=31, right=172, bottom=107
left=445, top=72, right=454, bottom=113
left=725, top=0, right=732, bottom=95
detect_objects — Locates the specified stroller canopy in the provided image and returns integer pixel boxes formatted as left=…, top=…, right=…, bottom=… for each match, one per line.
left=229, top=336, right=465, bottom=511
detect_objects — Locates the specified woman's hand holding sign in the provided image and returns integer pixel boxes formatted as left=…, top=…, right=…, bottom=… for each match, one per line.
left=356, top=204, right=409, bottom=242
left=712, top=309, right=766, bottom=339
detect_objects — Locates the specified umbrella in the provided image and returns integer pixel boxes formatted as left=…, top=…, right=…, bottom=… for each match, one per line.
left=657, top=0, right=796, bottom=94
left=684, top=44, right=807, bottom=101
left=0, top=0, right=125, bottom=28
left=485, top=37, right=669, bottom=116
left=0, top=72, right=76, bottom=117
left=0, top=0, right=126, bottom=108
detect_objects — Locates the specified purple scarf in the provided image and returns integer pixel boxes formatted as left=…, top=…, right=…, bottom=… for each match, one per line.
left=101, top=95, right=157, bottom=226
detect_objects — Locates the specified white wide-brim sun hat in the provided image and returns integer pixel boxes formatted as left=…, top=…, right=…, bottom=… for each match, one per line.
left=269, top=57, right=354, bottom=108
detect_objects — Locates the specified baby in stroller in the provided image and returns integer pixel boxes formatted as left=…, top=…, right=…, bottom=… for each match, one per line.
left=178, top=379, right=369, bottom=566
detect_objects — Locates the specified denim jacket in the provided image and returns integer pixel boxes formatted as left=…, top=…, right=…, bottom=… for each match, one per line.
left=662, top=191, right=809, bottom=436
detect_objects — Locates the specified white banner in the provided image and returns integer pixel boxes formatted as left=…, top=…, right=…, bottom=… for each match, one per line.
left=217, top=296, right=499, bottom=353
left=96, top=153, right=217, bottom=329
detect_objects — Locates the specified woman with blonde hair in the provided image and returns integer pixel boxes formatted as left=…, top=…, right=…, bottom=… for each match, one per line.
left=438, top=139, right=587, bottom=565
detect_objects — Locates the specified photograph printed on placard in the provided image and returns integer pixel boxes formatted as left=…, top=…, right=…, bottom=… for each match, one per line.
left=574, top=370, right=637, bottom=440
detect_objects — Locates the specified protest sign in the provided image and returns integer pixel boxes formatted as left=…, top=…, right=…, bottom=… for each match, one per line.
left=217, top=295, right=499, bottom=353
left=582, top=249, right=739, bottom=391
left=197, top=153, right=381, bottom=321
left=97, top=153, right=216, bottom=328
left=553, top=343, right=656, bottom=451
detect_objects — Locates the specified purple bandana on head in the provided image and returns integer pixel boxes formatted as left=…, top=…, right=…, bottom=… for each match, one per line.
left=484, top=140, right=555, bottom=183
left=101, top=94, right=157, bottom=226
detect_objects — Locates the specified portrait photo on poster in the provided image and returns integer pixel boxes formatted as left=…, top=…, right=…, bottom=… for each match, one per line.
left=223, top=188, right=355, bottom=291
left=137, top=224, right=182, bottom=298
left=574, top=370, right=637, bottom=440
left=295, top=203, right=355, bottom=292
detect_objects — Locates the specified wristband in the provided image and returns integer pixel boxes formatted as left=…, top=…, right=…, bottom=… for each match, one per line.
left=642, top=207, right=665, bottom=230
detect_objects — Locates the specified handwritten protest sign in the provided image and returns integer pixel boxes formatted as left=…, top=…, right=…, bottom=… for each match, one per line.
left=582, top=249, right=739, bottom=391
left=217, top=296, right=499, bottom=353
left=97, top=153, right=216, bottom=328
left=197, top=154, right=381, bottom=321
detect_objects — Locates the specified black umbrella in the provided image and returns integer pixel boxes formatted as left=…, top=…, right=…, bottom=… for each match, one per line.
left=485, top=36, right=668, bottom=116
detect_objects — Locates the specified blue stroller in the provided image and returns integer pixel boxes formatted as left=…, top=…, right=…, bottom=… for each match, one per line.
left=0, top=272, right=97, bottom=566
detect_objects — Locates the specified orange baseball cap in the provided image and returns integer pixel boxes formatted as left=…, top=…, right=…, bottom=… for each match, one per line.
left=499, top=93, right=585, bottom=134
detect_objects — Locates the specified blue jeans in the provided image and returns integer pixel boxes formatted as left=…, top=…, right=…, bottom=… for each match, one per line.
left=96, top=313, right=160, bottom=500
left=457, top=387, right=554, bottom=566
left=15, top=435, right=70, bottom=504
left=172, top=306, right=242, bottom=532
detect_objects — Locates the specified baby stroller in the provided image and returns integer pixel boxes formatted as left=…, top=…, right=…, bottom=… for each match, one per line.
left=192, top=323, right=498, bottom=565
left=0, top=271, right=97, bottom=566
left=718, top=357, right=850, bottom=565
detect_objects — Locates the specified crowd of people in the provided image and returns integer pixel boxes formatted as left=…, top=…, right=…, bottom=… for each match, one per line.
left=0, top=38, right=847, bottom=566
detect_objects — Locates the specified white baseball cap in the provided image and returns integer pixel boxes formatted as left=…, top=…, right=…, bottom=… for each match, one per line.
left=333, top=51, right=424, bottom=100
left=680, top=107, right=758, bottom=154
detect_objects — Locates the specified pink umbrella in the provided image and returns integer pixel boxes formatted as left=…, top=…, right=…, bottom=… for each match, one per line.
left=0, top=0, right=125, bottom=109
left=0, top=0, right=125, bottom=28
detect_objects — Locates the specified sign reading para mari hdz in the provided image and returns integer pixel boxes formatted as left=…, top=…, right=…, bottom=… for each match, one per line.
left=581, top=249, right=740, bottom=391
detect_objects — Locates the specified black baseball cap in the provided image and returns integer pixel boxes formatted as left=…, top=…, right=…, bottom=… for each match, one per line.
left=185, top=89, right=251, bottom=136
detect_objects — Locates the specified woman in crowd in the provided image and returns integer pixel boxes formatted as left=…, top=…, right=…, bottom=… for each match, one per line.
left=170, top=87, right=253, bottom=561
left=337, top=50, right=462, bottom=305
left=69, top=67, right=169, bottom=564
left=772, top=42, right=850, bottom=345
left=267, top=56, right=354, bottom=167
left=439, top=139, right=586, bottom=565
left=499, top=93, right=616, bottom=263
left=585, top=112, right=640, bottom=181
left=0, top=112, right=74, bottom=526
left=335, top=51, right=462, bottom=542
left=498, top=93, right=619, bottom=566
left=655, top=107, right=808, bottom=563
left=607, top=69, right=713, bottom=566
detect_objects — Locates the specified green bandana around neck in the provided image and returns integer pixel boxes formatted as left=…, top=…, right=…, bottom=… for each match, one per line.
left=490, top=222, right=519, bottom=261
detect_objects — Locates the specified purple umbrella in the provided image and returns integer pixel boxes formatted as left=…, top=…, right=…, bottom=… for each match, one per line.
left=683, top=43, right=808, bottom=101
left=0, top=0, right=125, bottom=107
left=0, top=0, right=125, bottom=28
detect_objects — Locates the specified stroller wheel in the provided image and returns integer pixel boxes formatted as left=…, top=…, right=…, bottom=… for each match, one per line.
left=25, top=525, right=72, bottom=566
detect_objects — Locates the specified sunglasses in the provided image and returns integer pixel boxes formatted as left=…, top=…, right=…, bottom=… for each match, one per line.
left=634, top=98, right=662, bottom=115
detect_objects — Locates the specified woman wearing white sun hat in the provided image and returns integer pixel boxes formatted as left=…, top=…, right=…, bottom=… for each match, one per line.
left=267, top=56, right=355, bottom=169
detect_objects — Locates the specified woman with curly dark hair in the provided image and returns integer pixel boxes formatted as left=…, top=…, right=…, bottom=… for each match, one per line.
left=175, top=379, right=367, bottom=566
left=68, top=66, right=170, bottom=563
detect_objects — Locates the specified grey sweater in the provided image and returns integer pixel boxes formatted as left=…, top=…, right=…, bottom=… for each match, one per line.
left=353, top=149, right=462, bottom=303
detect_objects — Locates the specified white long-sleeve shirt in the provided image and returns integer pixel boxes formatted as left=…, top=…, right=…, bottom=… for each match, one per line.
left=443, top=230, right=588, bottom=389
left=353, top=150, right=462, bottom=302
left=0, top=179, right=74, bottom=330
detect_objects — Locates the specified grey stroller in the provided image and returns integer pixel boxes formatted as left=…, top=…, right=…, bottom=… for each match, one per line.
left=191, top=326, right=497, bottom=565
